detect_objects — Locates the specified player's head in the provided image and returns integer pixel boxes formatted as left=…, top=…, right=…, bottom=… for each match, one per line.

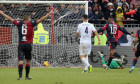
left=82, top=14, right=88, bottom=21
left=23, top=15, right=31, bottom=21
left=108, top=16, right=114, bottom=23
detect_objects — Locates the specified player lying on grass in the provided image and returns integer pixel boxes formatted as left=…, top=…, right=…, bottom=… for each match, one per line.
left=0, top=10, right=53, bottom=80
left=98, top=51, right=124, bottom=69
left=97, top=17, right=134, bottom=69
left=76, top=14, right=101, bottom=73
left=129, top=29, right=140, bottom=73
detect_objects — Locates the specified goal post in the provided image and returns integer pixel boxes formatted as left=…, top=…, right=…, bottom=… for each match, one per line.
left=0, top=1, right=88, bottom=67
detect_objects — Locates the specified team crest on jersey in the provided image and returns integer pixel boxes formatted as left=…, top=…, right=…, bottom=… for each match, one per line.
left=22, top=36, right=27, bottom=41
left=17, top=21, right=20, bottom=23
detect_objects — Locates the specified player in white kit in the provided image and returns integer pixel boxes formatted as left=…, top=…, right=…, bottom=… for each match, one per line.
left=76, top=14, right=101, bottom=73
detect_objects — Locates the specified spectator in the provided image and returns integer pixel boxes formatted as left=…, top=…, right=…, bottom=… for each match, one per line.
left=89, top=9, right=104, bottom=24
left=122, top=3, right=129, bottom=18
left=126, top=8, right=135, bottom=20
left=88, top=0, right=99, bottom=12
left=116, top=7, right=124, bottom=27
left=113, top=0, right=119, bottom=9
left=59, top=4, right=67, bottom=16
left=126, top=0, right=132, bottom=5
left=100, top=0, right=109, bottom=16
left=78, top=5, right=85, bottom=19
left=130, top=3, right=135, bottom=10
left=104, top=2, right=116, bottom=20
left=118, top=0, right=129, bottom=8
left=134, top=7, right=140, bottom=24
left=135, top=5, right=140, bottom=11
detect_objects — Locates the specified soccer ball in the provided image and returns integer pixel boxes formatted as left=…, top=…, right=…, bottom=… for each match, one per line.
left=43, top=61, right=50, bottom=67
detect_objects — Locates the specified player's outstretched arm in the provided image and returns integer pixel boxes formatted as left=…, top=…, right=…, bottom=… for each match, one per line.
left=118, top=26, right=135, bottom=37
left=94, top=31, right=101, bottom=44
left=37, top=10, right=53, bottom=24
left=97, top=24, right=107, bottom=33
left=0, top=10, right=14, bottom=22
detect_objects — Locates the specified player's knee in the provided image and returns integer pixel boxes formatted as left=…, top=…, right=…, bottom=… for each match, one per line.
left=134, top=57, right=139, bottom=61
left=26, top=60, right=31, bottom=64
left=18, top=60, right=23, bottom=64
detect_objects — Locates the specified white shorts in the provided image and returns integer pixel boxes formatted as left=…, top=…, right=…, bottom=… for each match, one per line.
left=79, top=43, right=91, bottom=55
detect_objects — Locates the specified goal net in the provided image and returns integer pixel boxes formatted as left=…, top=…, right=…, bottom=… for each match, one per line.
left=0, top=1, right=88, bottom=67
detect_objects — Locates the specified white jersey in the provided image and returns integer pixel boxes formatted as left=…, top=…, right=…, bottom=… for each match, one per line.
left=77, top=22, right=96, bottom=44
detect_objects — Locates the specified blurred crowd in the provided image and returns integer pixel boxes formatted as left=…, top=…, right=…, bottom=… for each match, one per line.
left=88, top=0, right=140, bottom=27
left=0, top=0, right=140, bottom=26
left=0, top=3, right=85, bottom=24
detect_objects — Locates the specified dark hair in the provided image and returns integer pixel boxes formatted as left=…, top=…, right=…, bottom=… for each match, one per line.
left=23, top=15, right=30, bottom=21
left=108, top=16, right=114, bottom=20
left=108, top=16, right=114, bottom=22
left=82, top=14, right=88, bottom=20
left=117, top=8, right=122, bottom=12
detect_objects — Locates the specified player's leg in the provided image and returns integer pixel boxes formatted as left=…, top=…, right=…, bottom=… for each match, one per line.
left=80, top=55, right=90, bottom=72
left=107, top=42, right=117, bottom=68
left=107, top=49, right=115, bottom=67
left=25, top=60, right=32, bottom=80
left=86, top=43, right=92, bottom=73
left=25, top=44, right=32, bottom=79
left=17, top=45, right=24, bottom=80
left=79, top=43, right=90, bottom=73
left=97, top=51, right=107, bottom=68
left=129, top=50, right=140, bottom=73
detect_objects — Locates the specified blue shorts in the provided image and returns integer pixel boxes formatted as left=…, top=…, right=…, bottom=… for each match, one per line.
left=18, top=43, right=32, bottom=61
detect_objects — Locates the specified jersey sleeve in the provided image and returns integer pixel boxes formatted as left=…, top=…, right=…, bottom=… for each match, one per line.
left=118, top=25, right=131, bottom=35
left=91, top=24, right=96, bottom=32
left=13, top=20, right=20, bottom=26
left=31, top=20, right=38, bottom=26
left=102, top=24, right=107, bottom=30
left=136, top=30, right=138, bottom=37
left=76, top=24, right=80, bottom=33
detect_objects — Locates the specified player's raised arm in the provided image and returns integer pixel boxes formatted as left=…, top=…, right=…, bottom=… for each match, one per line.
left=118, top=26, right=134, bottom=37
left=37, top=10, right=53, bottom=24
left=97, top=24, right=107, bottom=33
left=0, top=10, right=14, bottom=22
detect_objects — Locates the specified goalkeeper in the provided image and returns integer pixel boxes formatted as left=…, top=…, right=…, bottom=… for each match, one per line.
left=98, top=51, right=124, bottom=69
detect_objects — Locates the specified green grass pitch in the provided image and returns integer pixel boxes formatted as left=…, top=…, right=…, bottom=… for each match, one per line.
left=0, top=68, right=140, bottom=84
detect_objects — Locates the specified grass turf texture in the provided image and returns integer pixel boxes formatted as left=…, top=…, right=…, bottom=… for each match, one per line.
left=0, top=68, right=140, bottom=84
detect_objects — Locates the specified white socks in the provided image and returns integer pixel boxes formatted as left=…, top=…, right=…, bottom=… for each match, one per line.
left=81, top=57, right=90, bottom=70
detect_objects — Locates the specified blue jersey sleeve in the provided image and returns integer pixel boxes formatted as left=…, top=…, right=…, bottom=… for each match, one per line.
left=30, top=20, right=37, bottom=26
left=118, top=26, right=131, bottom=35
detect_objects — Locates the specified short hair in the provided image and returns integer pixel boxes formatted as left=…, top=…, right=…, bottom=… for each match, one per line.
left=82, top=14, right=88, bottom=20
left=108, top=16, right=114, bottom=20
left=108, top=16, right=114, bottom=22
left=23, top=15, right=30, bottom=21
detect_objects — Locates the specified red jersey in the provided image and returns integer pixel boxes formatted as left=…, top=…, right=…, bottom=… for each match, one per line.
left=13, top=20, right=37, bottom=44
left=98, top=22, right=131, bottom=42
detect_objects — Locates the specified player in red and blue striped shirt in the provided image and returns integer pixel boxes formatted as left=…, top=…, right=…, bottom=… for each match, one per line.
left=98, top=17, right=134, bottom=69
left=129, top=30, right=140, bottom=73
left=0, top=10, right=53, bottom=80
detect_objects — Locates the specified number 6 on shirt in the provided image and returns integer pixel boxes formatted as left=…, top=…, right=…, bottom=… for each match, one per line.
left=22, top=24, right=27, bottom=35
